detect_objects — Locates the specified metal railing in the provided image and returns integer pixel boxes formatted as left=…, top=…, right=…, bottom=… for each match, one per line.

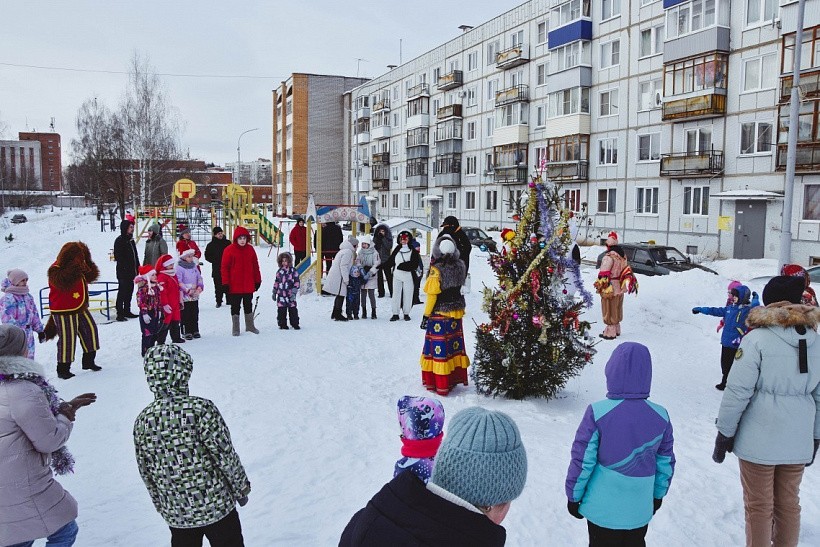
left=495, top=84, right=529, bottom=106
left=437, top=70, right=464, bottom=91
left=39, top=281, right=119, bottom=321
left=660, top=150, right=724, bottom=177
left=547, top=160, right=590, bottom=181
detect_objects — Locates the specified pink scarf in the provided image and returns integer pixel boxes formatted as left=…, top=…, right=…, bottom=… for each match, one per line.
left=1, top=278, right=29, bottom=296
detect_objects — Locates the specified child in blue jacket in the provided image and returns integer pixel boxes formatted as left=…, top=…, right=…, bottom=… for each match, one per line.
left=692, top=284, right=759, bottom=390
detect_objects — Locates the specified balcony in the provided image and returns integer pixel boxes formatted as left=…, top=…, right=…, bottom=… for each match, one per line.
left=372, top=178, right=390, bottom=191
left=662, top=93, right=726, bottom=121
left=435, top=172, right=461, bottom=187
left=496, top=44, right=529, bottom=69
left=547, top=160, right=589, bottom=181
left=371, top=165, right=390, bottom=190
left=407, top=159, right=428, bottom=188
left=779, top=70, right=820, bottom=104
left=776, top=143, right=820, bottom=172
left=437, top=104, right=463, bottom=119
left=660, top=151, right=724, bottom=177
left=493, top=166, right=529, bottom=184
left=495, top=84, right=529, bottom=107
left=371, top=124, right=392, bottom=140
left=353, top=130, right=370, bottom=144
left=437, top=70, right=463, bottom=91
left=373, top=98, right=391, bottom=112
left=372, top=152, right=390, bottom=165
left=407, top=83, right=431, bottom=101
left=434, top=155, right=461, bottom=187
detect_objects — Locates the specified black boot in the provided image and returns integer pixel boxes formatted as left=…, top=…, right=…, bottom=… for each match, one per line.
left=82, top=351, right=102, bottom=371
left=57, top=363, right=75, bottom=380
left=278, top=308, right=289, bottom=329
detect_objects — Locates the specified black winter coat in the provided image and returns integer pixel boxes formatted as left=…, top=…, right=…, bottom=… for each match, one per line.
left=339, top=471, right=506, bottom=547
left=204, top=236, right=231, bottom=279
left=440, top=226, right=472, bottom=274
left=114, top=220, right=139, bottom=280
left=322, top=223, right=344, bottom=253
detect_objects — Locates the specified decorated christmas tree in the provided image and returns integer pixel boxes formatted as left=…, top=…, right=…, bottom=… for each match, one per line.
left=472, top=168, right=596, bottom=400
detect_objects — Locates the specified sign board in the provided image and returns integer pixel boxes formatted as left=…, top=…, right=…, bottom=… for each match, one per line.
left=717, top=216, right=732, bottom=231
left=174, top=178, right=197, bottom=200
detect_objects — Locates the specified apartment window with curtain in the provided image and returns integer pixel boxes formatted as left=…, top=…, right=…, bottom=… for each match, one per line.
left=548, top=87, right=591, bottom=117
left=392, top=193, right=399, bottom=208
left=485, top=190, right=498, bottom=211
left=447, top=191, right=457, bottom=210
left=637, top=133, right=661, bottom=161
left=602, top=0, right=620, bottom=20
left=537, top=21, right=547, bottom=44
left=742, top=54, right=777, bottom=92
left=746, top=0, right=778, bottom=26
left=639, top=26, right=664, bottom=58
left=465, top=191, right=476, bottom=209
left=685, top=127, right=712, bottom=153
left=666, top=0, right=730, bottom=40
left=740, top=122, right=772, bottom=155
left=597, top=188, right=617, bottom=213
left=639, top=79, right=663, bottom=111
left=600, top=40, right=620, bottom=68
left=636, top=187, right=659, bottom=214
left=564, top=188, right=582, bottom=212
left=804, top=185, right=820, bottom=220
left=683, top=185, right=710, bottom=215
left=599, top=138, right=618, bottom=165
left=599, top=89, right=619, bottom=116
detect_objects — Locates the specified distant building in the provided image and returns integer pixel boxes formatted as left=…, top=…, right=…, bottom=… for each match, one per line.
left=272, top=73, right=369, bottom=215
left=225, top=157, right=273, bottom=200
left=0, top=139, right=43, bottom=191
left=19, top=132, right=62, bottom=192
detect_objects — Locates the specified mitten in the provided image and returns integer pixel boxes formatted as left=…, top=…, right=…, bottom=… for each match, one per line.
left=751, top=291, right=760, bottom=307
left=461, top=273, right=471, bottom=295
left=653, top=498, right=663, bottom=514
left=142, top=314, right=151, bottom=323
left=162, top=304, right=172, bottom=314
left=37, top=331, right=46, bottom=343
left=420, top=316, right=428, bottom=330
left=567, top=500, right=583, bottom=520
left=692, top=308, right=700, bottom=314
left=807, top=439, right=819, bottom=467
left=712, top=432, right=735, bottom=463
left=237, top=496, right=248, bottom=507
left=254, top=282, right=261, bottom=291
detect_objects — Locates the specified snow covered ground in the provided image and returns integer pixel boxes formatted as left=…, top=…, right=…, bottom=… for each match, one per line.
left=1, top=208, right=818, bottom=546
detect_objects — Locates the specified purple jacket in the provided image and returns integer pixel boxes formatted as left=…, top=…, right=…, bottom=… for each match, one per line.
left=175, top=263, right=204, bottom=302
left=1, top=283, right=45, bottom=359
left=565, top=342, right=675, bottom=529
left=273, top=266, right=300, bottom=308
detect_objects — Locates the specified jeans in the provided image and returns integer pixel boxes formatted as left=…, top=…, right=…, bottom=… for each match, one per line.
left=8, top=519, right=79, bottom=547
left=169, top=509, right=244, bottom=547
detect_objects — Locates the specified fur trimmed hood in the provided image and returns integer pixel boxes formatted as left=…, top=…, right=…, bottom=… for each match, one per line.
left=0, top=355, right=46, bottom=377
left=746, top=302, right=820, bottom=330
left=48, top=241, right=100, bottom=290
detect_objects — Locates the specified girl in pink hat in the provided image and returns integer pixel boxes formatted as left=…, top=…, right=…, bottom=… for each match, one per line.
left=1, top=269, right=45, bottom=358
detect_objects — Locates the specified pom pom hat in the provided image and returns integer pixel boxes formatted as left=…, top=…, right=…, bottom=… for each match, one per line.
left=6, top=269, right=28, bottom=286
left=430, top=406, right=527, bottom=507
left=155, top=254, right=176, bottom=274
left=179, top=249, right=196, bottom=260
left=439, top=238, right=457, bottom=256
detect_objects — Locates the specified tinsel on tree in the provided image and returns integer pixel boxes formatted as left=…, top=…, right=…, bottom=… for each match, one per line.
left=472, top=170, right=596, bottom=400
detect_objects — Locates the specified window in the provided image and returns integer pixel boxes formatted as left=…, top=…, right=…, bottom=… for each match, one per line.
left=393, top=86, right=399, bottom=100
left=393, top=112, right=399, bottom=126
left=639, top=79, right=663, bottom=111
left=406, top=158, right=428, bottom=177
left=496, top=102, right=529, bottom=127
left=782, top=27, right=820, bottom=73
left=685, top=128, right=712, bottom=153
left=742, top=55, right=777, bottom=92
left=432, top=67, right=441, bottom=83
left=663, top=52, right=728, bottom=96
left=466, top=156, right=477, bottom=175
left=407, top=97, right=429, bottom=116
left=550, top=0, right=589, bottom=27
left=485, top=190, right=498, bottom=211
left=740, top=122, right=773, bottom=154
left=636, top=187, right=659, bottom=214
left=597, top=188, right=617, bottom=213
left=466, top=87, right=477, bottom=106
left=466, top=121, right=476, bottom=140
left=487, top=79, right=498, bottom=101
left=486, top=116, right=495, bottom=136
left=746, top=0, right=778, bottom=26
left=392, top=140, right=399, bottom=155
left=548, top=87, right=590, bottom=117
left=392, top=193, right=399, bottom=208
left=534, top=146, right=548, bottom=169
left=493, top=144, right=528, bottom=167
left=639, top=26, right=664, bottom=58
left=599, top=138, right=618, bottom=165
left=550, top=41, right=591, bottom=73
left=599, top=89, right=619, bottom=116
left=666, top=0, right=729, bottom=40
left=537, top=21, right=548, bottom=44
left=638, top=133, right=661, bottom=161
left=468, top=51, right=478, bottom=71
left=404, top=193, right=411, bottom=209
left=381, top=194, right=388, bottom=209
left=447, top=191, right=457, bottom=209
left=602, top=0, right=620, bottom=19
left=392, top=166, right=399, bottom=181
left=683, top=185, right=710, bottom=215
left=600, top=40, right=620, bottom=68
left=487, top=40, right=500, bottom=65
left=537, top=63, right=547, bottom=86
left=547, top=135, right=589, bottom=163
left=511, top=30, right=524, bottom=47
left=416, top=193, right=424, bottom=209
left=564, top=189, right=582, bottom=212
left=485, top=153, right=494, bottom=173
left=804, top=185, right=820, bottom=220
left=465, top=191, right=476, bottom=210
left=536, top=106, right=546, bottom=127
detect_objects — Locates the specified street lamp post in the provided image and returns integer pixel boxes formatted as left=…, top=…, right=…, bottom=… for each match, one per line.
left=236, top=128, right=260, bottom=186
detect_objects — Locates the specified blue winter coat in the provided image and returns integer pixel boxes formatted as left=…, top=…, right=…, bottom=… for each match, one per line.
left=693, top=285, right=758, bottom=348
left=565, top=342, right=675, bottom=530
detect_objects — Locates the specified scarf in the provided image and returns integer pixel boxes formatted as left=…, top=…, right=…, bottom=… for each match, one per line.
left=0, top=372, right=75, bottom=474
left=177, top=259, right=196, bottom=270
left=1, top=278, right=29, bottom=296
left=358, top=246, right=377, bottom=268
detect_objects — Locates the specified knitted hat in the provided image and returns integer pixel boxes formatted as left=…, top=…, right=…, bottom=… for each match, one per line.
left=179, top=227, right=191, bottom=237
left=762, top=275, right=804, bottom=305
left=439, top=238, right=456, bottom=256
left=6, top=268, right=28, bottom=286
left=780, top=264, right=810, bottom=288
left=358, top=235, right=372, bottom=247
left=179, top=249, right=196, bottom=260
left=606, top=231, right=618, bottom=246
left=430, top=407, right=527, bottom=507
left=348, top=236, right=359, bottom=246
left=0, top=324, right=27, bottom=357
left=727, top=280, right=742, bottom=292
left=213, top=226, right=224, bottom=236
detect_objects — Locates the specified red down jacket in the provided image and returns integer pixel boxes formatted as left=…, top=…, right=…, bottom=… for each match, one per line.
left=220, top=226, right=261, bottom=295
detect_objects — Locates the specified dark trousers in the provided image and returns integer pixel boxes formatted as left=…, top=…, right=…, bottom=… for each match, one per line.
left=411, top=271, right=422, bottom=305
left=182, top=300, right=200, bottom=335
left=587, top=521, right=648, bottom=547
left=170, top=320, right=183, bottom=342
left=116, top=278, right=134, bottom=316
left=169, top=509, right=244, bottom=547
left=720, top=346, right=738, bottom=386
left=277, top=306, right=299, bottom=327
left=332, top=295, right=345, bottom=318
left=323, top=251, right=338, bottom=274
left=361, top=288, right=376, bottom=314
left=378, top=267, right=393, bottom=297
left=156, top=322, right=170, bottom=345
left=213, top=274, right=225, bottom=305
left=139, top=310, right=165, bottom=356
left=294, top=250, right=306, bottom=265
left=230, top=293, right=253, bottom=316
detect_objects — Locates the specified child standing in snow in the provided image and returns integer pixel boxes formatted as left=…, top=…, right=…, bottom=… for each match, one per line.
left=716, top=280, right=742, bottom=333
left=565, top=342, right=675, bottom=545
left=272, top=252, right=300, bottom=330
left=346, top=265, right=365, bottom=320
left=155, top=254, right=184, bottom=344
left=135, top=265, right=166, bottom=356
left=176, top=249, right=204, bottom=340
left=394, top=395, right=445, bottom=484
left=1, top=269, right=45, bottom=359
left=692, top=283, right=759, bottom=390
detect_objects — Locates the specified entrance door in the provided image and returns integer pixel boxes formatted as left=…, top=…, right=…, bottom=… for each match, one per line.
left=733, top=200, right=766, bottom=259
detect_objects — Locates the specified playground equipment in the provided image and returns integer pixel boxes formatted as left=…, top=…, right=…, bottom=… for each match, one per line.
left=39, top=281, right=119, bottom=323
left=222, top=183, right=283, bottom=246
left=311, top=197, right=372, bottom=294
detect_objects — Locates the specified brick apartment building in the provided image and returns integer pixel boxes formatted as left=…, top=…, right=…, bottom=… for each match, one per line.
left=19, top=132, right=62, bottom=192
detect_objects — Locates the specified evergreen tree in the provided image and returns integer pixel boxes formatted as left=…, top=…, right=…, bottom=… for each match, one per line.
left=472, top=171, right=596, bottom=400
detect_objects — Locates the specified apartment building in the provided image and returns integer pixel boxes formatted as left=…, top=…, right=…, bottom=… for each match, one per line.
left=0, top=138, right=43, bottom=191
left=344, top=0, right=820, bottom=262
left=18, top=132, right=62, bottom=192
left=272, top=73, right=368, bottom=215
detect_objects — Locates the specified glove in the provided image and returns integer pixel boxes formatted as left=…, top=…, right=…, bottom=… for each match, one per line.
left=567, top=500, right=583, bottom=520
left=751, top=291, right=760, bottom=307
left=807, top=439, right=820, bottom=467
left=653, top=498, right=663, bottom=514
left=162, top=304, right=173, bottom=314
left=254, top=282, right=261, bottom=292
left=237, top=496, right=248, bottom=507
left=420, top=316, right=428, bottom=330
left=712, top=432, right=735, bottom=464
left=692, top=308, right=700, bottom=314
left=37, top=331, right=46, bottom=343
left=142, top=314, right=151, bottom=323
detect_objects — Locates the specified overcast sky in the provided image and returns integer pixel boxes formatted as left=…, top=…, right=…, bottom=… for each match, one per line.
left=0, top=0, right=512, bottom=167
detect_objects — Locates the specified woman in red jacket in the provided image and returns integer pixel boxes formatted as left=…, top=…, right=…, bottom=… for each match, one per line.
left=289, top=218, right=307, bottom=266
left=175, top=228, right=202, bottom=259
left=221, top=226, right=261, bottom=336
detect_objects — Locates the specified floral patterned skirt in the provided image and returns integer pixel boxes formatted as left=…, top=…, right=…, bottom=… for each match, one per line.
left=420, top=314, right=470, bottom=396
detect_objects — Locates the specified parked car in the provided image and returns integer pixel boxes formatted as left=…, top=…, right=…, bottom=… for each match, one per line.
left=11, top=214, right=27, bottom=224
left=751, top=264, right=820, bottom=288
left=462, top=226, right=498, bottom=253
left=596, top=243, right=718, bottom=276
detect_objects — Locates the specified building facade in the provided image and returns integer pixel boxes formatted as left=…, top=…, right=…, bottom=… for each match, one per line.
left=18, top=132, right=62, bottom=192
left=225, top=158, right=273, bottom=187
left=0, top=138, right=43, bottom=192
left=272, top=73, right=369, bottom=215
left=344, top=0, right=820, bottom=263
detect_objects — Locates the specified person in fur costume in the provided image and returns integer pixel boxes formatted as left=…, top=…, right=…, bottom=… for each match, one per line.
left=420, top=235, right=469, bottom=396
left=155, top=254, right=185, bottom=344
left=272, top=252, right=300, bottom=330
left=594, top=232, right=627, bottom=340
left=43, top=242, right=102, bottom=379
left=1, top=269, right=45, bottom=359
left=0, top=324, right=96, bottom=547
left=135, top=265, right=166, bottom=356
left=394, top=395, right=445, bottom=484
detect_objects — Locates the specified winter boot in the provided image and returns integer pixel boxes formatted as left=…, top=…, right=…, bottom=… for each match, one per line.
left=288, top=307, right=300, bottom=330
left=361, top=309, right=368, bottom=319
left=390, top=315, right=400, bottom=322
left=371, top=311, right=377, bottom=320
left=82, top=351, right=102, bottom=371
left=232, top=315, right=241, bottom=336
left=245, top=313, right=260, bottom=334
left=404, top=314, right=411, bottom=321
left=57, top=363, right=75, bottom=380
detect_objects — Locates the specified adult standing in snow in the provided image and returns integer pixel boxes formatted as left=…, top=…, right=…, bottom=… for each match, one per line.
left=356, top=235, right=380, bottom=319
left=439, top=216, right=472, bottom=274
left=372, top=223, right=393, bottom=298
left=133, top=344, right=251, bottom=546
left=321, top=221, right=343, bottom=275
left=340, top=406, right=527, bottom=546
left=0, top=324, right=96, bottom=547
left=289, top=217, right=307, bottom=266
left=382, top=230, right=420, bottom=322
left=221, top=226, right=262, bottom=336
left=204, top=226, right=231, bottom=308
left=781, top=263, right=819, bottom=306
left=114, top=219, right=140, bottom=321
left=142, top=222, right=168, bottom=268
left=176, top=227, right=202, bottom=260
left=325, top=237, right=358, bottom=321
left=1, top=269, right=45, bottom=359
left=594, top=232, right=627, bottom=340
left=714, top=276, right=820, bottom=547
